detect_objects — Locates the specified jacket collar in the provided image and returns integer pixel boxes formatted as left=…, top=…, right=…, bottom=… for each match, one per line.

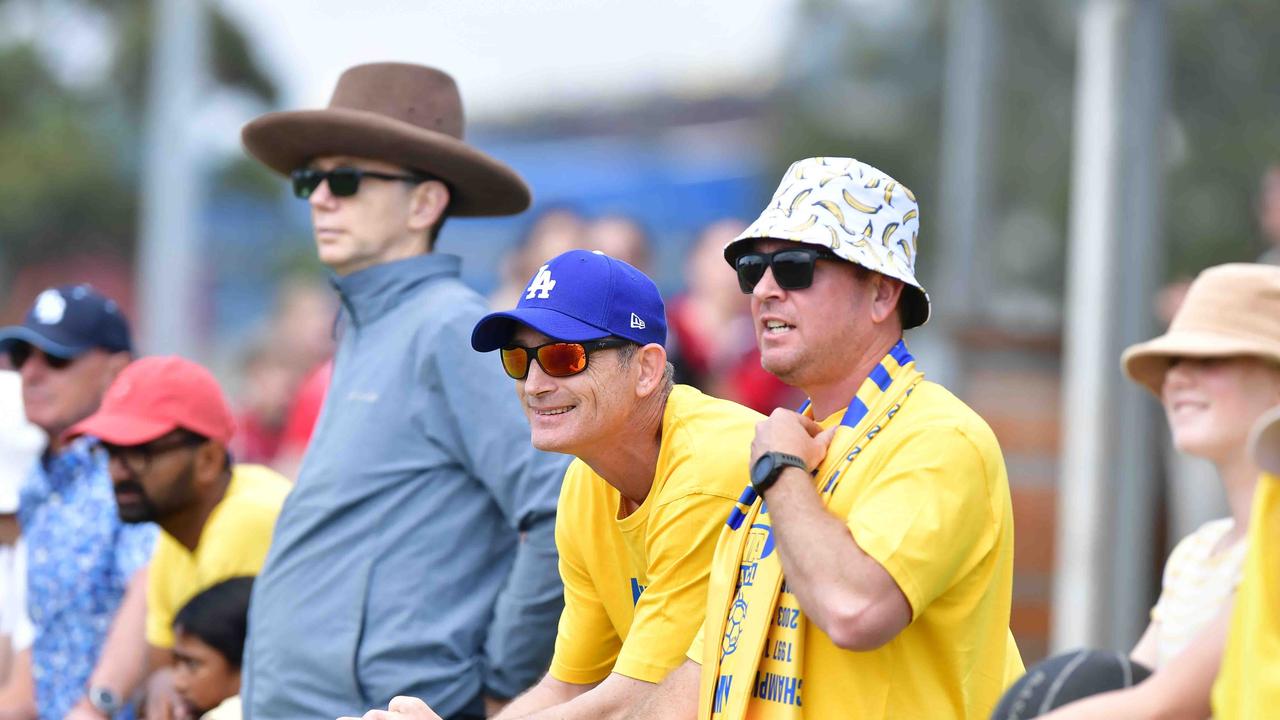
left=331, top=254, right=461, bottom=327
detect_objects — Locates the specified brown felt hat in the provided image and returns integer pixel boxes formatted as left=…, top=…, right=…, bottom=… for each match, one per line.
left=241, top=62, right=530, bottom=217
left=1121, top=263, right=1280, bottom=396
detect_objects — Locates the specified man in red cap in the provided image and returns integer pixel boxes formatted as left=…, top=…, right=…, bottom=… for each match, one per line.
left=68, top=356, right=290, bottom=720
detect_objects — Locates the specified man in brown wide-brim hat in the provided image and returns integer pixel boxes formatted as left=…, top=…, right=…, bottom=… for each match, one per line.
left=229, top=63, right=569, bottom=720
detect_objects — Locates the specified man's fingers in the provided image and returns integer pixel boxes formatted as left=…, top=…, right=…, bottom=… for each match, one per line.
left=388, top=696, right=442, bottom=719
left=798, top=413, right=825, bottom=436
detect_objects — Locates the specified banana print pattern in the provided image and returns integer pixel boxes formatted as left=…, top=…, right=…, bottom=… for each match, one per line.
left=729, top=157, right=931, bottom=326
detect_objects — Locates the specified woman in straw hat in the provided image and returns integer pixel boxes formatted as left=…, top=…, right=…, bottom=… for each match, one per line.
left=1033, top=262, right=1280, bottom=718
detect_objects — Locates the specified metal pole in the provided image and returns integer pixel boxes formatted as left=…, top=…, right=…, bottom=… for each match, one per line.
left=928, top=0, right=999, bottom=391
left=1053, top=0, right=1167, bottom=651
left=1053, top=0, right=1126, bottom=651
left=1107, top=0, right=1166, bottom=651
left=138, top=0, right=206, bottom=357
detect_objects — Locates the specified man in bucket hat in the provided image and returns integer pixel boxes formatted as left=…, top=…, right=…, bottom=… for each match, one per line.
left=632, top=157, right=1023, bottom=719
left=0, top=285, right=155, bottom=720
left=239, top=63, right=568, bottom=719
left=348, top=250, right=761, bottom=720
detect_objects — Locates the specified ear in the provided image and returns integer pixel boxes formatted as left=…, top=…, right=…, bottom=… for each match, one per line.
left=407, top=179, right=450, bottom=234
left=192, top=440, right=228, bottom=486
left=868, top=275, right=905, bottom=325
left=98, top=352, right=133, bottom=395
left=633, top=344, right=669, bottom=399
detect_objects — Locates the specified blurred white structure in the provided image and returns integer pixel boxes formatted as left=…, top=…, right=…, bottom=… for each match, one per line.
left=1055, top=0, right=1167, bottom=652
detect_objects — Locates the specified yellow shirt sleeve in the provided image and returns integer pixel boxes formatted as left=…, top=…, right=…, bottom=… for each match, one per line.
left=612, top=492, right=730, bottom=682
left=548, top=495, right=622, bottom=684
left=846, top=426, right=1000, bottom=618
left=146, top=536, right=181, bottom=647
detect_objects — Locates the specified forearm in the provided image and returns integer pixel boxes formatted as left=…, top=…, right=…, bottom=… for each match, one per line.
left=764, top=469, right=900, bottom=648
left=622, top=660, right=699, bottom=720
left=88, top=568, right=150, bottom=699
left=508, top=673, right=650, bottom=720
left=0, top=648, right=36, bottom=719
left=492, top=675, right=589, bottom=720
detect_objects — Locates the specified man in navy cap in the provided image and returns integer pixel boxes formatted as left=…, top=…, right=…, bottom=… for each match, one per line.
left=0, top=285, right=156, bottom=720
left=349, top=250, right=762, bottom=720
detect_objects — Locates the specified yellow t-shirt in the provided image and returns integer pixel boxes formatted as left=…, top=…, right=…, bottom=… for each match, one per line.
left=1212, top=473, right=1280, bottom=717
left=692, top=380, right=1023, bottom=719
left=147, top=464, right=290, bottom=648
left=549, top=385, right=761, bottom=685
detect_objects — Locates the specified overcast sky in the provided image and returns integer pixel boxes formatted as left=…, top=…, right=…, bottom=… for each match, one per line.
left=217, top=0, right=799, bottom=120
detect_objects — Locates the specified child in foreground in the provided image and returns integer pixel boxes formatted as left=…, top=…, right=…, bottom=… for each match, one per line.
left=171, top=577, right=253, bottom=720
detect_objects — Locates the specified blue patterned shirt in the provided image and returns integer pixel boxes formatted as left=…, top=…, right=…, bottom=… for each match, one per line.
left=19, top=437, right=156, bottom=719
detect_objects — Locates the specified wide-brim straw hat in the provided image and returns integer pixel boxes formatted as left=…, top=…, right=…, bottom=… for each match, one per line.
left=1121, top=263, right=1280, bottom=396
left=242, top=62, right=530, bottom=217
left=723, top=157, right=930, bottom=329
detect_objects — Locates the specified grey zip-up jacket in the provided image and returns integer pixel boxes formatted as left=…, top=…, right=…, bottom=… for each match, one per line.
left=243, top=253, right=568, bottom=719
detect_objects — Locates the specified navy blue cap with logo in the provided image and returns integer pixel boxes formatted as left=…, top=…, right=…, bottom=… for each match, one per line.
left=0, top=285, right=133, bottom=359
left=472, top=249, right=667, bottom=351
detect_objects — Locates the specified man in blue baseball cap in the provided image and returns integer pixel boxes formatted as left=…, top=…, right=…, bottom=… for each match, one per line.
left=350, top=250, right=763, bottom=720
left=0, top=284, right=156, bottom=720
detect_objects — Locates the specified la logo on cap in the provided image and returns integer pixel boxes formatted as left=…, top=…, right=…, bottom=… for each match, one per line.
left=525, top=265, right=557, bottom=300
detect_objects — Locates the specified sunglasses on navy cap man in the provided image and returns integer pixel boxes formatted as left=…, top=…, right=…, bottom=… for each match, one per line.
left=290, top=166, right=436, bottom=199
left=500, top=338, right=632, bottom=380
left=733, top=246, right=840, bottom=294
left=7, top=342, right=75, bottom=371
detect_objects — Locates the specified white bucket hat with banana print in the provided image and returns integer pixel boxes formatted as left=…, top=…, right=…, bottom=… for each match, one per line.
left=724, top=156, right=931, bottom=328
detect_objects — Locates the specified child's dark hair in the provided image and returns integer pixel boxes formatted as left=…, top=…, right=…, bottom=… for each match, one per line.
left=173, top=576, right=254, bottom=669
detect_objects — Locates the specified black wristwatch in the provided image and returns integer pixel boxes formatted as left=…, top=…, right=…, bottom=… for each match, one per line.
left=88, top=686, right=121, bottom=717
left=750, top=451, right=809, bottom=496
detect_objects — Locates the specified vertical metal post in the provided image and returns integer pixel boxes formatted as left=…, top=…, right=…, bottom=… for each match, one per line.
left=1054, top=0, right=1166, bottom=651
left=138, top=0, right=206, bottom=356
left=928, top=0, right=999, bottom=391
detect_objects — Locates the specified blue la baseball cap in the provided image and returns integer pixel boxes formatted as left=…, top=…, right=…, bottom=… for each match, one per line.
left=472, top=249, right=667, bottom=352
left=0, top=285, right=132, bottom=359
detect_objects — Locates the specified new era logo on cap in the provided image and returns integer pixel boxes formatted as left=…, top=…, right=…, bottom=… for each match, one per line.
left=630, top=313, right=646, bottom=330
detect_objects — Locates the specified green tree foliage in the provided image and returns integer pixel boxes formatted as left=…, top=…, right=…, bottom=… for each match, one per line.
left=0, top=0, right=276, bottom=284
left=773, top=0, right=1280, bottom=315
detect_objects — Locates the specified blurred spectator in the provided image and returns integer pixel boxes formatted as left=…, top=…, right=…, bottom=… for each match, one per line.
left=270, top=359, right=332, bottom=481
left=230, top=340, right=296, bottom=465
left=0, top=373, right=42, bottom=686
left=170, top=577, right=254, bottom=720
left=65, top=356, right=289, bottom=720
left=268, top=278, right=338, bottom=378
left=1025, top=264, right=1280, bottom=718
left=1256, top=165, right=1280, bottom=265
left=586, top=213, right=652, bottom=274
left=667, top=219, right=800, bottom=413
left=490, top=207, right=588, bottom=310
left=0, top=285, right=155, bottom=720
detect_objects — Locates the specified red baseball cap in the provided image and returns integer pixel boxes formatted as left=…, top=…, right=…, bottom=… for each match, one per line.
left=68, top=356, right=236, bottom=446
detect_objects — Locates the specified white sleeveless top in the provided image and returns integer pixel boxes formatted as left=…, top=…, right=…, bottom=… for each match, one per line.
left=1150, top=517, right=1248, bottom=667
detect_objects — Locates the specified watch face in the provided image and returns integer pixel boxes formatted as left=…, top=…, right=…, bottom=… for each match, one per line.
left=751, top=453, right=776, bottom=488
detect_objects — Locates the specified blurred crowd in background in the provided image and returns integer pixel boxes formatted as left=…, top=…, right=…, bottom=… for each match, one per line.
left=1, top=0, right=1279, bottom=684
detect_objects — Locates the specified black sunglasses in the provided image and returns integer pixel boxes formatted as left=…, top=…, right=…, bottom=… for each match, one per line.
left=290, top=166, right=434, bottom=199
left=500, top=338, right=632, bottom=380
left=7, top=341, right=75, bottom=371
left=734, top=246, right=839, bottom=293
left=101, top=432, right=207, bottom=476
